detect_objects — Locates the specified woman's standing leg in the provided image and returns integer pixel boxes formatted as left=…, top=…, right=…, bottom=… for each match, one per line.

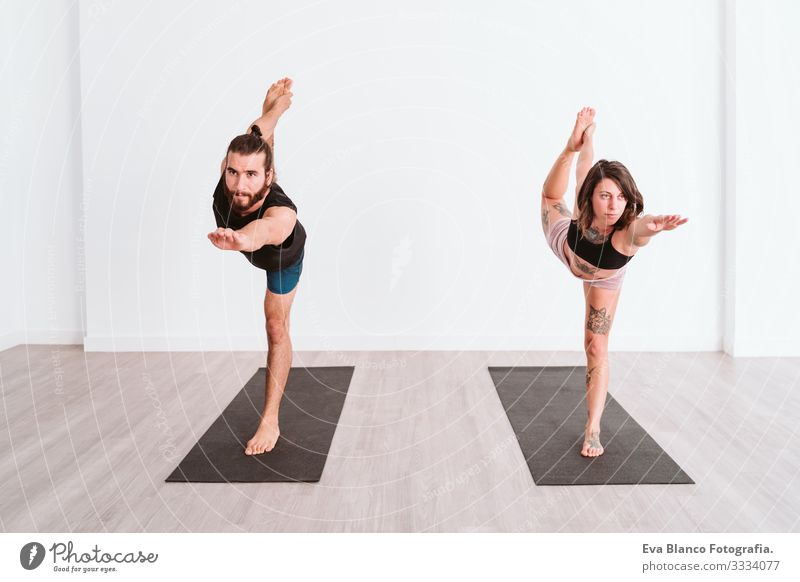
left=581, top=282, right=621, bottom=457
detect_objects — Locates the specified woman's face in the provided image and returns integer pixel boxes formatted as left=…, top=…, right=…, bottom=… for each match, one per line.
left=592, top=178, right=627, bottom=227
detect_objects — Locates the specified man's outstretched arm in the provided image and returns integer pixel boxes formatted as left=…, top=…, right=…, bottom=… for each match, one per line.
left=208, top=207, right=297, bottom=252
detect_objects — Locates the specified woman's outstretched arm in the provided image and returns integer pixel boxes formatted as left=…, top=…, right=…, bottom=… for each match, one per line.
left=630, top=214, right=689, bottom=246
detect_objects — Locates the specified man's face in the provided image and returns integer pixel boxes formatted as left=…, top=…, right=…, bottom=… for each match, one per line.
left=223, top=151, right=272, bottom=214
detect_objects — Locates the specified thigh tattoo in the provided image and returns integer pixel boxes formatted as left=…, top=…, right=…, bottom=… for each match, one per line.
left=587, top=305, right=611, bottom=335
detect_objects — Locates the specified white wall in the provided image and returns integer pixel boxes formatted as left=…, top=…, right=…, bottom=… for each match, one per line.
left=0, top=3, right=21, bottom=347
left=7, top=1, right=795, bottom=356
left=0, top=0, right=84, bottom=351
left=725, top=0, right=800, bottom=356
left=76, top=0, right=722, bottom=352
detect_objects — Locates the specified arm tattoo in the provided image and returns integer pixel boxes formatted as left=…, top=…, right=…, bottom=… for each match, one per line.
left=587, top=305, right=611, bottom=335
left=541, top=208, right=549, bottom=231
left=573, top=257, right=598, bottom=275
left=553, top=201, right=572, bottom=218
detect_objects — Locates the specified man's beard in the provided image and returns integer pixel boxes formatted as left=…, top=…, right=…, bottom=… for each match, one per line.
left=224, top=179, right=271, bottom=214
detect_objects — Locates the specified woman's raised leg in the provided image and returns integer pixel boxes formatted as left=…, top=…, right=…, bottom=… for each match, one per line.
left=541, top=109, right=594, bottom=235
left=573, top=108, right=595, bottom=215
left=575, top=111, right=595, bottom=188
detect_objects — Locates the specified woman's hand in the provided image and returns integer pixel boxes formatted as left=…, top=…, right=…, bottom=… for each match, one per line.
left=646, top=214, right=689, bottom=232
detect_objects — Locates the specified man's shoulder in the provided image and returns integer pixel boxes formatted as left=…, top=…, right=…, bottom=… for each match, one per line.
left=265, top=182, right=297, bottom=210
left=212, top=174, right=226, bottom=201
left=267, top=182, right=288, bottom=199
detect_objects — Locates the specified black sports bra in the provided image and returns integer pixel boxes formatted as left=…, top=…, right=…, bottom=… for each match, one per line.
left=566, top=220, right=634, bottom=270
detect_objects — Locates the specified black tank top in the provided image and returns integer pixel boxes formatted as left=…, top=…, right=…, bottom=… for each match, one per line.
left=212, top=176, right=306, bottom=271
left=566, top=220, right=633, bottom=270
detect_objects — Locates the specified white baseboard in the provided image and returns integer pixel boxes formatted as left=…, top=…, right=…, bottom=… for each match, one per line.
left=0, top=330, right=83, bottom=352
left=727, top=338, right=800, bottom=358
left=0, top=332, right=23, bottom=352
left=82, top=335, right=265, bottom=352
left=7, top=332, right=793, bottom=356
left=80, top=334, right=723, bottom=353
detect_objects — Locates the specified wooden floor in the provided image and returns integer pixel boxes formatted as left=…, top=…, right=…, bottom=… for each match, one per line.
left=1, top=346, right=798, bottom=532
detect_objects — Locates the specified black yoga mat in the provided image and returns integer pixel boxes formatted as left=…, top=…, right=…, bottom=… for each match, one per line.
left=489, top=366, right=693, bottom=485
left=166, top=367, right=354, bottom=483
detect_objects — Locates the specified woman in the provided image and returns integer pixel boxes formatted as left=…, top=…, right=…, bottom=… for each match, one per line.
left=541, top=107, right=688, bottom=457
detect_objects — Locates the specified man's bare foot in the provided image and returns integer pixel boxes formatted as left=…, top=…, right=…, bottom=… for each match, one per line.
left=581, top=426, right=604, bottom=457
left=567, top=107, right=596, bottom=152
left=244, top=418, right=280, bottom=455
left=262, top=77, right=293, bottom=115
left=262, top=81, right=282, bottom=115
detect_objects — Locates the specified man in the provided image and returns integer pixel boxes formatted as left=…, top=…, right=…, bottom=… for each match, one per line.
left=208, top=78, right=306, bottom=455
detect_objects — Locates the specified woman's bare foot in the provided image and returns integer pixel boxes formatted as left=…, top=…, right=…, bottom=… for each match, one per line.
left=567, top=106, right=596, bottom=152
left=582, top=121, right=596, bottom=145
left=244, top=417, right=280, bottom=455
left=581, top=425, right=604, bottom=457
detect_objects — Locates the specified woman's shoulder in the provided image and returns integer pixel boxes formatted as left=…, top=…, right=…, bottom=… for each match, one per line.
left=612, top=224, right=639, bottom=256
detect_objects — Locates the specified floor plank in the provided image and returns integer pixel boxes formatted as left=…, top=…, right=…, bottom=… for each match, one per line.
left=1, top=346, right=797, bottom=532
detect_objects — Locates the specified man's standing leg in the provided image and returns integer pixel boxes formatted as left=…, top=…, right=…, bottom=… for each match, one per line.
left=244, top=284, right=297, bottom=455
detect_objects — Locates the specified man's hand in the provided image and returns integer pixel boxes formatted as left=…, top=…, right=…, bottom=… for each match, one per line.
left=208, top=227, right=253, bottom=251
left=645, top=214, right=688, bottom=233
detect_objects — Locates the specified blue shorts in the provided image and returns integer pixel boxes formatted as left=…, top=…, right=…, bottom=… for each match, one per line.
left=266, top=250, right=304, bottom=294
